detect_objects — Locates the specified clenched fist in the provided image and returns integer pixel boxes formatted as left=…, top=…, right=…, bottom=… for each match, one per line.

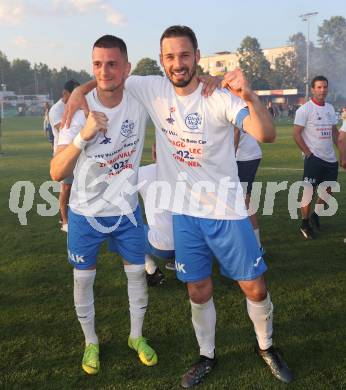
left=222, top=68, right=256, bottom=102
left=80, top=111, right=108, bottom=141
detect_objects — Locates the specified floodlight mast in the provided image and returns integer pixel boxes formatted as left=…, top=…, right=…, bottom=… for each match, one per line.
left=300, top=12, right=318, bottom=101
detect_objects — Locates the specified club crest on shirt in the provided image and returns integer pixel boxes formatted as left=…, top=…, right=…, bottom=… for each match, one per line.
left=185, top=112, right=202, bottom=130
left=166, top=107, right=176, bottom=124
left=121, top=119, right=135, bottom=138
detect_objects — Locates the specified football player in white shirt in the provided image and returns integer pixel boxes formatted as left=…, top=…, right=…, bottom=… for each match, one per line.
left=63, top=26, right=293, bottom=387
left=339, top=107, right=346, bottom=170
left=138, top=163, right=175, bottom=286
left=50, top=35, right=157, bottom=376
left=49, top=79, right=80, bottom=233
left=234, top=128, right=263, bottom=251
left=338, top=109, right=346, bottom=242
left=294, top=76, right=339, bottom=239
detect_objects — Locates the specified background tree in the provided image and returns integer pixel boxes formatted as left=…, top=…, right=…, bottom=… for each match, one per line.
left=0, top=51, right=11, bottom=86
left=312, top=16, right=346, bottom=101
left=269, top=33, right=308, bottom=90
left=318, top=16, right=346, bottom=51
left=237, top=36, right=272, bottom=89
left=9, top=59, right=34, bottom=94
left=131, top=58, right=163, bottom=76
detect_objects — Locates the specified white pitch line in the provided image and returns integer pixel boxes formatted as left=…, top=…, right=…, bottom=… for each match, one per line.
left=260, top=167, right=346, bottom=173
left=260, top=167, right=303, bottom=171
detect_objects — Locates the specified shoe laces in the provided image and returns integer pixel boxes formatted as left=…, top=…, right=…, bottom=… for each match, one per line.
left=135, top=337, right=155, bottom=359
left=265, top=346, right=284, bottom=369
left=84, top=344, right=99, bottom=365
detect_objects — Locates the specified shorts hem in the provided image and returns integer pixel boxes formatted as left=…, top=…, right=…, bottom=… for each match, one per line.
left=109, top=247, right=145, bottom=265
left=228, top=268, right=267, bottom=281
left=177, top=273, right=212, bottom=283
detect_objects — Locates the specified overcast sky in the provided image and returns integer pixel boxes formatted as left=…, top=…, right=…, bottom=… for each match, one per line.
left=0, top=0, right=345, bottom=73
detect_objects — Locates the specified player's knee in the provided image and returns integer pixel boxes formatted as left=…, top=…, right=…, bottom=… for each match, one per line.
left=245, top=285, right=267, bottom=302
left=249, top=289, right=267, bottom=302
left=241, top=278, right=267, bottom=302
left=187, top=279, right=213, bottom=304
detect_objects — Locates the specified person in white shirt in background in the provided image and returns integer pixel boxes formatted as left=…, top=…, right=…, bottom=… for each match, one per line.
left=49, top=79, right=80, bottom=232
left=234, top=127, right=263, bottom=251
left=339, top=107, right=346, bottom=170
left=138, top=163, right=175, bottom=286
left=294, top=75, right=339, bottom=240
left=338, top=108, right=346, bottom=242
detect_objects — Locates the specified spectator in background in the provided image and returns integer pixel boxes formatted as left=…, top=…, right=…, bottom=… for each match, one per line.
left=293, top=75, right=339, bottom=240
left=267, top=101, right=275, bottom=118
left=339, top=107, right=346, bottom=169
left=49, top=80, right=80, bottom=233
left=43, top=102, right=54, bottom=153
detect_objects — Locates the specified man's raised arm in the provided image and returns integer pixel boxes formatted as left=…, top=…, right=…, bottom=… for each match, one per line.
left=222, top=69, right=275, bottom=143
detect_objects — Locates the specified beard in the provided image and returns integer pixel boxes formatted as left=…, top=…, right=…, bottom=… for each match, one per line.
left=164, top=61, right=197, bottom=88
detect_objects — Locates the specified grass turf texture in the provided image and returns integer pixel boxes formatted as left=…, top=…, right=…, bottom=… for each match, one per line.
left=1, top=117, right=345, bottom=389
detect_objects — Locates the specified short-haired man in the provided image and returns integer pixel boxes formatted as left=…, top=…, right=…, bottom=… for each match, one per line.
left=49, top=79, right=80, bottom=232
left=64, top=25, right=293, bottom=387
left=294, top=76, right=339, bottom=239
left=50, top=35, right=157, bottom=375
left=126, top=25, right=292, bottom=387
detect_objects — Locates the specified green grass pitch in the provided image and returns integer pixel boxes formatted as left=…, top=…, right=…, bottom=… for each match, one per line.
left=0, top=117, right=345, bottom=389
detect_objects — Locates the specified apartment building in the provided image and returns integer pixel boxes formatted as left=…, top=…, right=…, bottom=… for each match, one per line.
left=199, top=45, right=294, bottom=75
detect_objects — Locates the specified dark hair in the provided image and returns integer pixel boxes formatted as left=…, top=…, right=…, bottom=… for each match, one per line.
left=64, top=79, right=80, bottom=93
left=311, top=75, right=328, bottom=88
left=93, top=34, right=128, bottom=60
left=160, top=25, right=198, bottom=50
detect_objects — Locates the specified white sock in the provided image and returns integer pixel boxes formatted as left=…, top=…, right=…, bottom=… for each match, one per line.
left=145, top=255, right=157, bottom=275
left=254, top=228, right=261, bottom=247
left=73, top=268, right=98, bottom=346
left=246, top=293, right=273, bottom=350
left=190, top=298, right=216, bottom=359
left=124, top=264, right=148, bottom=339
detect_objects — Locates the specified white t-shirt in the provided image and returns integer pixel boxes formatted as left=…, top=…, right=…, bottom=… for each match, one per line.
left=138, top=164, right=174, bottom=251
left=236, top=131, right=262, bottom=161
left=294, top=100, right=338, bottom=162
left=125, top=76, right=248, bottom=220
left=49, top=99, right=65, bottom=153
left=58, top=89, right=148, bottom=217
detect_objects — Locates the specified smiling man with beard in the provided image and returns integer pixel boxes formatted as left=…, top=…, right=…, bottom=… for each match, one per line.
left=63, top=25, right=293, bottom=388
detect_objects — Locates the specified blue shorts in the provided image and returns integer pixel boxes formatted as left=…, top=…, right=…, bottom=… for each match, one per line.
left=144, top=224, right=175, bottom=260
left=173, top=214, right=267, bottom=283
left=68, top=207, right=145, bottom=269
